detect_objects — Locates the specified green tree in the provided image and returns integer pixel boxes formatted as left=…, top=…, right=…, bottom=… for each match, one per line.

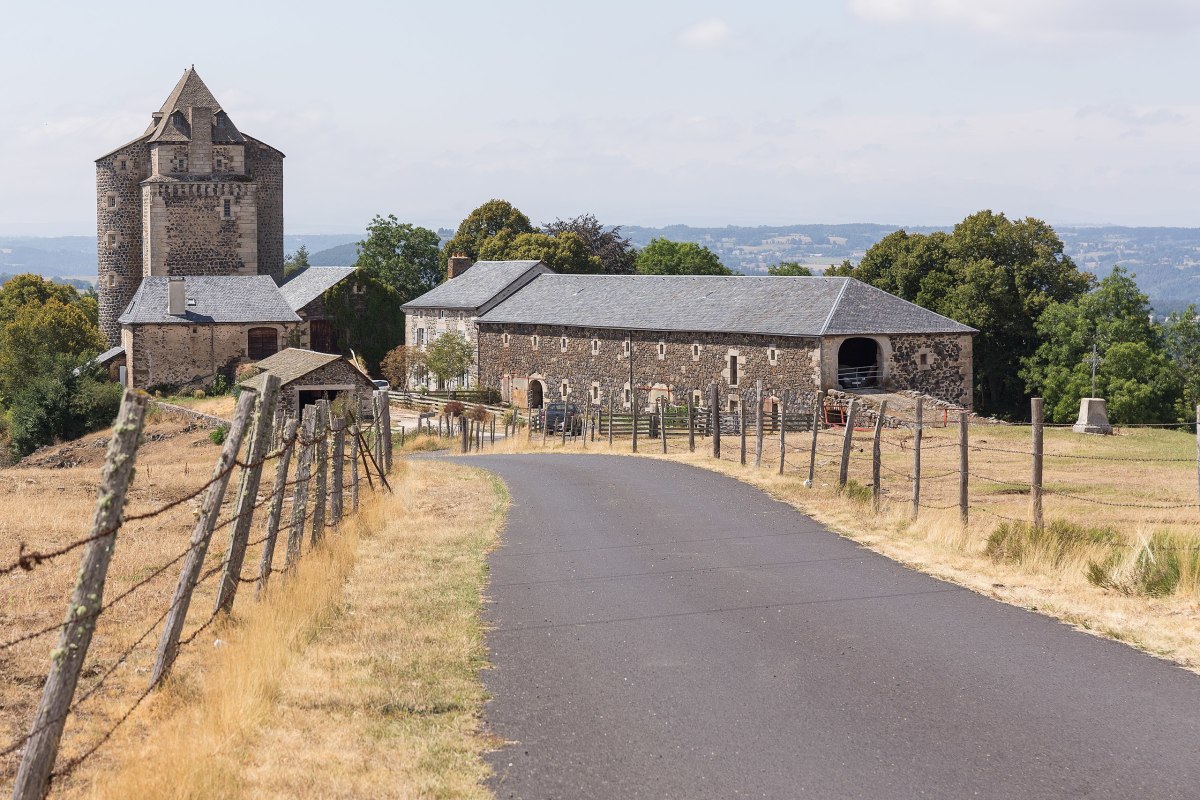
left=1022, top=267, right=1181, bottom=424
left=767, top=262, right=813, bottom=276
left=0, top=298, right=104, bottom=403
left=283, top=244, right=311, bottom=280
left=7, top=360, right=122, bottom=459
left=635, top=238, right=731, bottom=276
left=0, top=273, right=90, bottom=324
left=354, top=215, right=442, bottom=302
left=1163, top=305, right=1200, bottom=416
left=829, top=211, right=1093, bottom=416
left=424, top=332, right=474, bottom=389
left=441, top=199, right=534, bottom=266
left=380, top=344, right=426, bottom=389
left=479, top=230, right=601, bottom=274
left=542, top=214, right=637, bottom=274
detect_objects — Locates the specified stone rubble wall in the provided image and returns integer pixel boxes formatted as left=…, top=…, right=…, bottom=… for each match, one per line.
left=96, top=142, right=151, bottom=346
left=125, top=321, right=303, bottom=391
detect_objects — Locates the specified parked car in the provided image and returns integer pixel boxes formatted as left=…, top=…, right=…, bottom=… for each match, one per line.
left=372, top=379, right=391, bottom=392
left=542, top=402, right=583, bottom=434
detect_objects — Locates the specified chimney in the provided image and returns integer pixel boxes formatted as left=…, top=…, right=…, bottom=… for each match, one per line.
left=167, top=277, right=187, bottom=316
left=188, top=106, right=212, bottom=174
left=447, top=253, right=474, bottom=280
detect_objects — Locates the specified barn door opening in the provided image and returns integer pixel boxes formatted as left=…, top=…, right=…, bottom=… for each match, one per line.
left=838, top=338, right=880, bottom=389
left=528, top=379, right=544, bottom=409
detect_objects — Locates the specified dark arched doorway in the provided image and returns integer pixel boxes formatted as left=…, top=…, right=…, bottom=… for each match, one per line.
left=838, top=338, right=880, bottom=389
left=528, top=379, right=544, bottom=409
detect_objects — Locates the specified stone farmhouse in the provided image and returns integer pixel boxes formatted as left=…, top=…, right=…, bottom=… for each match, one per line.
left=403, top=266, right=976, bottom=410
left=400, top=259, right=551, bottom=389
left=96, top=68, right=360, bottom=391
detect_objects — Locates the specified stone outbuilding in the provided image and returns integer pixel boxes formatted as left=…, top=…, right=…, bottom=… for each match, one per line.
left=118, top=275, right=303, bottom=390
left=279, top=266, right=358, bottom=353
left=239, top=348, right=375, bottom=419
left=471, top=274, right=976, bottom=411
left=400, top=259, right=552, bottom=389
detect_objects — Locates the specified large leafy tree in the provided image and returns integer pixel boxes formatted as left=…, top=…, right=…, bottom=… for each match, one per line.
left=1163, top=305, right=1200, bottom=417
left=829, top=211, right=1093, bottom=416
left=354, top=215, right=442, bottom=302
left=0, top=279, right=104, bottom=403
left=479, top=230, right=600, bottom=274
left=635, top=238, right=731, bottom=276
left=767, top=262, right=813, bottom=276
left=1022, top=267, right=1181, bottom=424
left=441, top=200, right=534, bottom=265
left=542, top=214, right=636, bottom=274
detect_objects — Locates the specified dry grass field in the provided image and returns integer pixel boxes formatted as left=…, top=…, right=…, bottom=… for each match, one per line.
left=426, top=412, right=1200, bottom=670
left=2, top=402, right=505, bottom=798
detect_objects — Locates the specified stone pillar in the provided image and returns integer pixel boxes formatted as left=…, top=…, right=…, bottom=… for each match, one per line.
left=1072, top=398, right=1113, bottom=435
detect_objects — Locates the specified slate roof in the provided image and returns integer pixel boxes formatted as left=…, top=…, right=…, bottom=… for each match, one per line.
left=401, top=261, right=551, bottom=312
left=145, top=67, right=245, bottom=144
left=117, top=276, right=301, bottom=325
left=477, top=275, right=975, bottom=337
left=280, top=266, right=357, bottom=311
left=240, top=348, right=354, bottom=391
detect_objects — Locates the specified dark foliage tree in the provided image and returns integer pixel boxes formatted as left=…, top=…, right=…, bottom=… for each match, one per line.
left=542, top=214, right=636, bottom=274
left=479, top=230, right=600, bottom=274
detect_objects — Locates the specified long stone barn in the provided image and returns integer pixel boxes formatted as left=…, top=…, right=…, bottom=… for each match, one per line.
left=466, top=273, right=976, bottom=413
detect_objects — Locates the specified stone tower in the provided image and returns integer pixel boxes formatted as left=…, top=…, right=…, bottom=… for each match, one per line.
left=96, top=67, right=285, bottom=345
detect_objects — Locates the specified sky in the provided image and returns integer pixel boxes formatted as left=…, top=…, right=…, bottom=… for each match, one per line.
left=2, top=0, right=1199, bottom=235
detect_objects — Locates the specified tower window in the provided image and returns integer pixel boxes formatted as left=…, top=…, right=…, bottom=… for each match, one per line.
left=107, top=233, right=117, bottom=248
left=119, top=160, right=127, bottom=171
left=222, top=198, right=232, bottom=219
left=107, top=195, right=116, bottom=209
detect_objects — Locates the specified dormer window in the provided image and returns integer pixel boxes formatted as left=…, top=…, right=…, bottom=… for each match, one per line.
left=215, top=157, right=224, bottom=171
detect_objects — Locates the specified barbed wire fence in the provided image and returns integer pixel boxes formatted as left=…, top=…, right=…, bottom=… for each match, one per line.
left=2, top=382, right=393, bottom=800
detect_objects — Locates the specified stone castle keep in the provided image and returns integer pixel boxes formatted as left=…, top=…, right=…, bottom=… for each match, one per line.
left=96, top=67, right=284, bottom=346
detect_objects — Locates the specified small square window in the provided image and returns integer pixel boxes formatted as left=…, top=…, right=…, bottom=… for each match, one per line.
left=119, top=160, right=127, bottom=171
left=107, top=195, right=116, bottom=208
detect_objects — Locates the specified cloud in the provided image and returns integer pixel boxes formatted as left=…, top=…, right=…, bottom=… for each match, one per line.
left=678, top=17, right=731, bottom=49
left=846, top=0, right=1200, bottom=42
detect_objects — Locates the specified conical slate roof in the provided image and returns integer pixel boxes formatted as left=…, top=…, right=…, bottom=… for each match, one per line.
left=145, top=67, right=244, bottom=144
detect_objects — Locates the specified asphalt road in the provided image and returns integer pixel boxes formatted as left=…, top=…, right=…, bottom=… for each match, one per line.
left=462, top=453, right=1200, bottom=800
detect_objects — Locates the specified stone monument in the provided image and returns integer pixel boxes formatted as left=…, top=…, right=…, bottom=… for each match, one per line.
left=1073, top=398, right=1113, bottom=434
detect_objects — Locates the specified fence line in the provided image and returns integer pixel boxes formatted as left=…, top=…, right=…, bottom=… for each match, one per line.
left=3, top=385, right=392, bottom=799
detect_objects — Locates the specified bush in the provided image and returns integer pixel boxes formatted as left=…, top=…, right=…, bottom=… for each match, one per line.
left=839, top=479, right=873, bottom=505
left=7, top=360, right=123, bottom=459
left=469, top=403, right=489, bottom=422
left=192, top=389, right=206, bottom=399
left=985, top=520, right=1118, bottom=568
left=443, top=400, right=464, bottom=418
left=209, top=373, right=231, bottom=396
left=1087, top=533, right=1200, bottom=597
left=209, top=424, right=228, bottom=446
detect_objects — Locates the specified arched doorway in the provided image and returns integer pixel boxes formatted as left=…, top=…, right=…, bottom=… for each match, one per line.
left=838, top=338, right=880, bottom=389
left=528, top=379, right=544, bottom=409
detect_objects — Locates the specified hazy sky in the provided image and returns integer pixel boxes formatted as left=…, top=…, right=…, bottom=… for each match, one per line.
left=2, top=0, right=1199, bottom=235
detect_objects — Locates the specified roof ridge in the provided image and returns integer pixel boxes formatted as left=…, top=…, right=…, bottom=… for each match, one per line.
left=819, top=277, right=851, bottom=336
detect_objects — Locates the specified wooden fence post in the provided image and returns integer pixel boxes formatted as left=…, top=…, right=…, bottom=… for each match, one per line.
left=11, top=391, right=148, bottom=800
left=257, top=417, right=297, bottom=597
left=310, top=400, right=329, bottom=546
left=462, top=414, right=470, bottom=453
left=807, top=390, right=823, bottom=488
left=711, top=385, right=721, bottom=459
left=349, top=414, right=360, bottom=513
left=755, top=380, right=764, bottom=468
left=959, top=411, right=970, bottom=525
left=632, top=386, right=639, bottom=453
left=1030, top=398, right=1045, bottom=530
left=286, top=405, right=317, bottom=569
left=215, top=375, right=280, bottom=615
left=872, top=400, right=887, bottom=512
left=491, top=413, right=496, bottom=445
left=330, top=414, right=346, bottom=526
left=661, top=401, right=668, bottom=453
left=691, top=391, right=700, bottom=453
left=381, top=395, right=393, bottom=473
left=911, top=398, right=923, bottom=520
left=838, top=399, right=858, bottom=489
left=150, top=391, right=256, bottom=688
left=561, top=391, right=569, bottom=446
left=740, top=404, right=747, bottom=465
left=779, top=391, right=789, bottom=475
left=372, top=392, right=385, bottom=471
left=608, top=391, right=615, bottom=448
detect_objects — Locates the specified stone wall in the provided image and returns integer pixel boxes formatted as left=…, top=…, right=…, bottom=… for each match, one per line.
left=886, top=333, right=973, bottom=407
left=97, top=142, right=150, bottom=346
left=246, top=137, right=284, bottom=285
left=478, top=324, right=821, bottom=411
left=275, top=360, right=375, bottom=419
left=124, top=321, right=303, bottom=390
left=142, top=181, right=257, bottom=276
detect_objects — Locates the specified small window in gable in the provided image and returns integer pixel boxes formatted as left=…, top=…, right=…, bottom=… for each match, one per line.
left=118, top=159, right=127, bottom=171
left=657, top=341, right=666, bottom=360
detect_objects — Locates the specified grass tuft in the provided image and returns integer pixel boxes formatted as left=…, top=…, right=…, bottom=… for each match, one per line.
left=985, top=520, right=1118, bottom=568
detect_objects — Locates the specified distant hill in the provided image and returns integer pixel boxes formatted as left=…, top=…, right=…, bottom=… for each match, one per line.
left=283, top=234, right=361, bottom=260
left=308, top=242, right=359, bottom=266
left=0, top=236, right=95, bottom=278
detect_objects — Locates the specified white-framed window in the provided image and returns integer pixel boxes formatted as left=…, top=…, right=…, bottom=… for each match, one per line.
left=768, top=345, right=778, bottom=366
left=106, top=194, right=116, bottom=209
left=106, top=233, right=117, bottom=249
left=561, top=335, right=568, bottom=352
left=657, top=341, right=666, bottom=360
left=532, top=334, right=540, bottom=349
left=623, top=337, right=631, bottom=357
left=591, top=382, right=601, bottom=403
left=438, top=309, right=446, bottom=319
left=691, top=343, right=700, bottom=362
left=591, top=338, right=600, bottom=356
left=728, top=353, right=739, bottom=387
left=502, top=332, right=511, bottom=347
